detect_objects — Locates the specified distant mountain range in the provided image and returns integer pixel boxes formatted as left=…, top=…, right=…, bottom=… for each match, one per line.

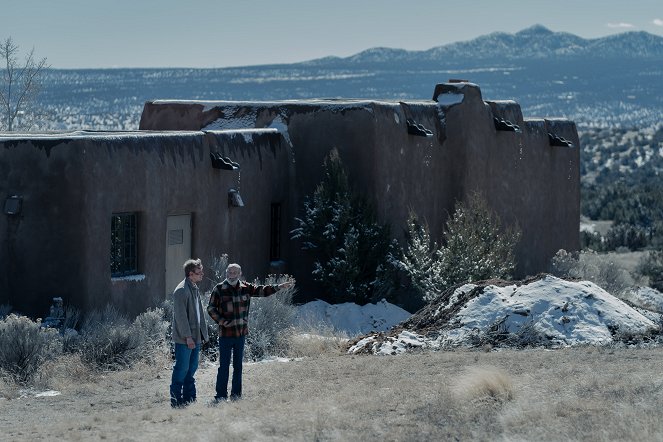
left=37, top=25, right=663, bottom=131
left=306, top=24, right=663, bottom=65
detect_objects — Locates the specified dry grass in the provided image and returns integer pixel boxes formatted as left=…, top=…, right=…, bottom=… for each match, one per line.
left=286, top=323, right=349, bottom=358
left=603, top=250, right=647, bottom=276
left=2, top=346, right=663, bottom=441
left=453, top=365, right=514, bottom=403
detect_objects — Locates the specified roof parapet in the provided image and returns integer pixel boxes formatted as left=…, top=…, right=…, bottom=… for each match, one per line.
left=432, top=81, right=483, bottom=103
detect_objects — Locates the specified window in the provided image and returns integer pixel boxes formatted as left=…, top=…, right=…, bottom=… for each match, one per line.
left=111, top=213, right=138, bottom=276
left=269, top=203, right=281, bottom=261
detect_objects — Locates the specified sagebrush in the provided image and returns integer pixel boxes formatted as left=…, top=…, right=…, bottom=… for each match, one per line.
left=245, top=280, right=297, bottom=361
left=0, top=314, right=61, bottom=384
left=67, top=305, right=168, bottom=370
left=551, top=249, right=640, bottom=296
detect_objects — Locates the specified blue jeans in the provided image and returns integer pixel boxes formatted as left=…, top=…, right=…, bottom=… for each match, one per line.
left=170, top=343, right=200, bottom=407
left=216, top=336, right=245, bottom=399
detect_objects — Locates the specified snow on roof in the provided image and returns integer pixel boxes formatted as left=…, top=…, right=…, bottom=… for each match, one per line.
left=436, top=92, right=465, bottom=107
left=0, top=130, right=203, bottom=142
left=149, top=98, right=433, bottom=110
left=204, top=127, right=279, bottom=144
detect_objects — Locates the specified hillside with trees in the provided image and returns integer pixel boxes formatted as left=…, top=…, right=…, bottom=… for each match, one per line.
left=580, top=125, right=663, bottom=251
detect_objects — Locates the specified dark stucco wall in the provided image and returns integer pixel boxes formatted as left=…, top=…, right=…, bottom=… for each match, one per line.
left=435, top=83, right=580, bottom=276
left=0, top=136, right=86, bottom=316
left=139, top=82, right=580, bottom=284
left=202, top=129, right=291, bottom=283
left=75, top=131, right=208, bottom=314
left=1, top=129, right=290, bottom=317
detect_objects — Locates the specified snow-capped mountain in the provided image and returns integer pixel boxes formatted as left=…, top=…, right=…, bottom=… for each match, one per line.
left=306, top=25, right=663, bottom=65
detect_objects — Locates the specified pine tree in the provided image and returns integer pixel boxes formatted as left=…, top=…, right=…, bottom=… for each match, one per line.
left=401, top=193, right=521, bottom=302
left=400, top=213, right=443, bottom=302
left=437, top=193, right=521, bottom=286
left=638, top=249, right=663, bottom=292
left=291, top=149, right=395, bottom=304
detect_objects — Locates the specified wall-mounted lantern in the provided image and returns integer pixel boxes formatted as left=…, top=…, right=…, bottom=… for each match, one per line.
left=228, top=188, right=244, bottom=207
left=4, top=195, right=22, bottom=215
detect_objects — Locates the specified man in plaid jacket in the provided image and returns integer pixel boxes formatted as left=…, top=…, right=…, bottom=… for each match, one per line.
left=207, top=263, right=293, bottom=402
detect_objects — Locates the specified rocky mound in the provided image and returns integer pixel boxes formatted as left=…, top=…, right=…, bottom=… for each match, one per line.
left=348, top=274, right=662, bottom=355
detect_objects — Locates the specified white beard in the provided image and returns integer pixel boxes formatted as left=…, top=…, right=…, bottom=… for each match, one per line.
left=226, top=278, right=239, bottom=286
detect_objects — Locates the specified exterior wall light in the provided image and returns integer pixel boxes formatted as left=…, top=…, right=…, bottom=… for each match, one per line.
left=4, top=195, right=22, bottom=215
left=228, top=188, right=244, bottom=207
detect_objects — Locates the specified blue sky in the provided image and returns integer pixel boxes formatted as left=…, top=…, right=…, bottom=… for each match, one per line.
left=4, top=0, right=662, bottom=68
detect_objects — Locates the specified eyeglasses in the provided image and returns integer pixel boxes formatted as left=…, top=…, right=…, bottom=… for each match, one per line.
left=193, top=270, right=204, bottom=275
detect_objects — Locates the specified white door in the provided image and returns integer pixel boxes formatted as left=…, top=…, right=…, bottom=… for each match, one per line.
left=166, top=214, right=192, bottom=296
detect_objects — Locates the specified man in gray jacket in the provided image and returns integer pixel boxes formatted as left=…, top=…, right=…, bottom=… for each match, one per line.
left=170, top=258, right=209, bottom=408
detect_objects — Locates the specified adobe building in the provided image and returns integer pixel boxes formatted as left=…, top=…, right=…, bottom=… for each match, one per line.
left=1, top=81, right=579, bottom=317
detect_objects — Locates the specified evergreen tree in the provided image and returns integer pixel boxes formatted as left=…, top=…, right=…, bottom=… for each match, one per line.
left=400, top=213, right=443, bottom=302
left=401, top=193, right=521, bottom=303
left=638, top=250, right=663, bottom=292
left=291, top=149, right=395, bottom=304
left=437, top=193, right=521, bottom=286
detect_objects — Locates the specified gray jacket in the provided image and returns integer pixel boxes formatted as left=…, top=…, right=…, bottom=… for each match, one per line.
left=172, top=278, right=209, bottom=345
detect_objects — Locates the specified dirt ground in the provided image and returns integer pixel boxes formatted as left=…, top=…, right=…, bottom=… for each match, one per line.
left=3, top=347, right=663, bottom=441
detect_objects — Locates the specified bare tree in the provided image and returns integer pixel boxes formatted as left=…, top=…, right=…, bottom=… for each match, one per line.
left=0, top=37, right=49, bottom=131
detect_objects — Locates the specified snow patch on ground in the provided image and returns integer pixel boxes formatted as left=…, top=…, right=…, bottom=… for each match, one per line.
left=19, top=389, right=61, bottom=398
left=294, top=299, right=410, bottom=336
left=624, top=286, right=663, bottom=313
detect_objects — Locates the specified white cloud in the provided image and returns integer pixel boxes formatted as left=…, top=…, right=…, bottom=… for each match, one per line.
left=607, top=22, right=634, bottom=29
left=654, top=18, right=663, bottom=27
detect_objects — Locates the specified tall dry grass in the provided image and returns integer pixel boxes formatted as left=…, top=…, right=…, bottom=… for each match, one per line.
left=3, top=347, right=663, bottom=441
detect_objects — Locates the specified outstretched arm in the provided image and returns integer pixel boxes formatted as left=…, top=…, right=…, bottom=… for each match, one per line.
left=249, top=280, right=294, bottom=297
left=277, top=281, right=294, bottom=290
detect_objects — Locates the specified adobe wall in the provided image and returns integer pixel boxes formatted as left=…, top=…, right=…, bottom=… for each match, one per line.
left=0, top=135, right=87, bottom=316
left=142, top=100, right=464, bottom=293
left=435, top=83, right=579, bottom=274
left=140, top=82, right=580, bottom=282
left=0, top=129, right=290, bottom=317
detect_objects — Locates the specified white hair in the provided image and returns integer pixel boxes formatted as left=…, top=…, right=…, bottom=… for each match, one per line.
left=226, top=263, right=241, bottom=273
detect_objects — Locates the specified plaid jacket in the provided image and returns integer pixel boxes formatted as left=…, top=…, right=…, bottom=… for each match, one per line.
left=207, top=279, right=279, bottom=337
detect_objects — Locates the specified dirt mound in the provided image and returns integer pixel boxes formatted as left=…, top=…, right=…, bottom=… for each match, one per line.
left=348, top=274, right=661, bottom=355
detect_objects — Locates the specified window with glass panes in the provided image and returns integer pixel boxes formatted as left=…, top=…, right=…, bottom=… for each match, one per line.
left=110, top=213, right=137, bottom=276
